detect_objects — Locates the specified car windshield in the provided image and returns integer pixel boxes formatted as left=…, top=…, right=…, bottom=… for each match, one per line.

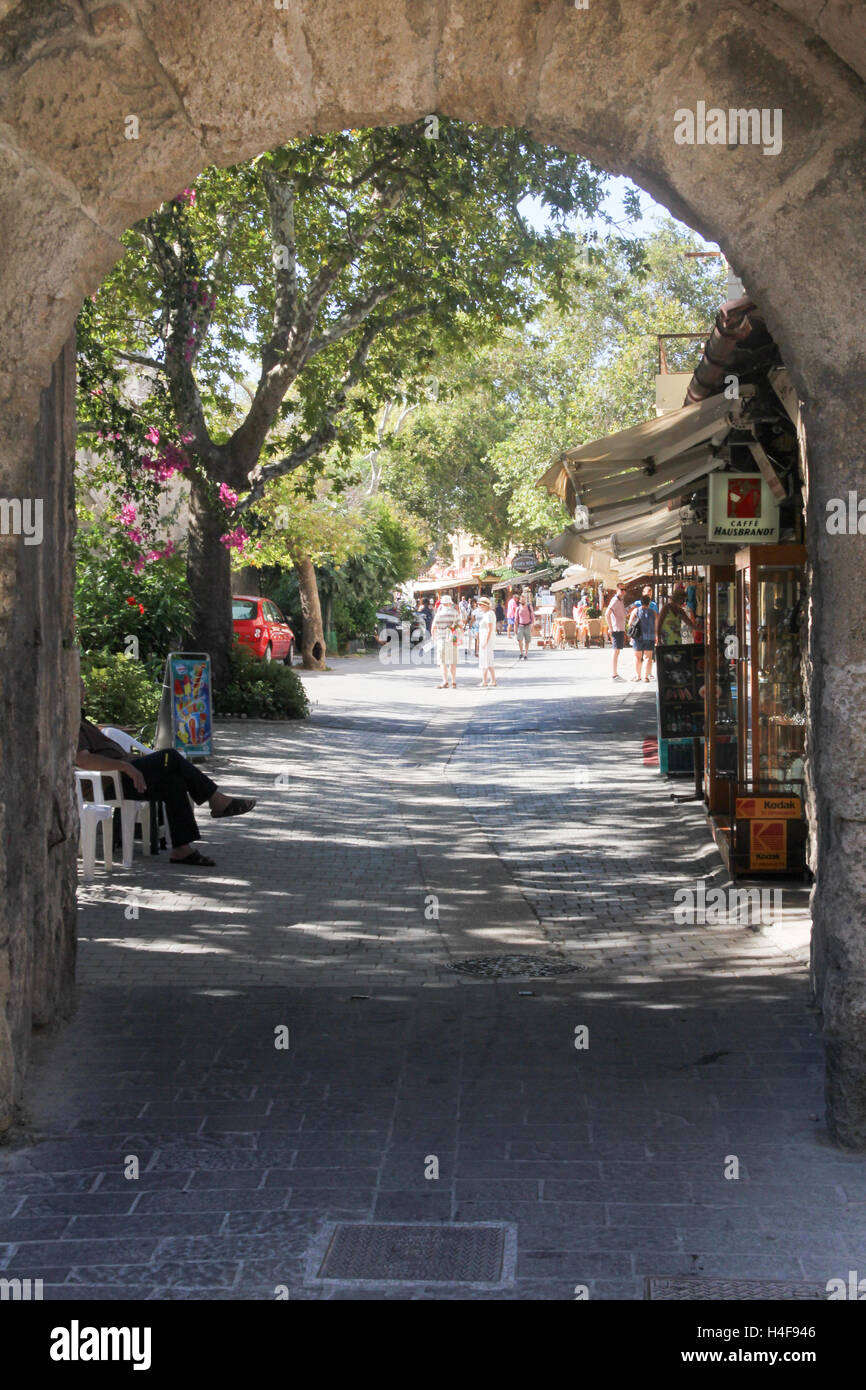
left=232, top=600, right=257, bottom=621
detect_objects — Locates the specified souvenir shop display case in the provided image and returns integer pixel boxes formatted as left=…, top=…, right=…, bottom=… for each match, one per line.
left=732, top=544, right=808, bottom=874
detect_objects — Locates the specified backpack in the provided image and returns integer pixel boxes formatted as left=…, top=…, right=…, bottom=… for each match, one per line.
left=630, top=606, right=654, bottom=642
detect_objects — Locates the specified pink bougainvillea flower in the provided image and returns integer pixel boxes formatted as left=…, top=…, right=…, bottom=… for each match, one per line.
left=119, top=501, right=137, bottom=527
left=219, top=525, right=249, bottom=552
left=218, top=483, right=239, bottom=510
left=132, top=557, right=146, bottom=575
left=145, top=426, right=160, bottom=446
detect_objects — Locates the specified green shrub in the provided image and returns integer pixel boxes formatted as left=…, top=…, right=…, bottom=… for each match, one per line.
left=215, top=642, right=310, bottom=720
left=75, top=522, right=192, bottom=667
left=80, top=650, right=162, bottom=731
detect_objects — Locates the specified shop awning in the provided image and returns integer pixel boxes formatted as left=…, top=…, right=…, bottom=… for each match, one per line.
left=413, top=575, right=479, bottom=594
left=538, top=388, right=754, bottom=517
left=540, top=389, right=757, bottom=585
left=550, top=563, right=595, bottom=593
left=490, top=564, right=558, bottom=592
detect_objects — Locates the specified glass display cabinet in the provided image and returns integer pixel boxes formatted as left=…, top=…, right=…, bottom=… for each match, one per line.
left=735, top=545, right=806, bottom=793
left=733, top=544, right=808, bottom=875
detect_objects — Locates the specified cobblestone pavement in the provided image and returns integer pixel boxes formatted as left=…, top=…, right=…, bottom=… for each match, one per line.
left=2, top=641, right=861, bottom=1301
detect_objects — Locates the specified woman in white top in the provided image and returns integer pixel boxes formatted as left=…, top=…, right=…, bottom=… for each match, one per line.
left=431, top=593, right=462, bottom=688
left=476, top=596, right=497, bottom=687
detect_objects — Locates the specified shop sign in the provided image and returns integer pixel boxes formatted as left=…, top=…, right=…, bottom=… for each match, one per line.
left=707, top=473, right=780, bottom=544
left=512, top=550, right=539, bottom=573
left=680, top=522, right=738, bottom=566
left=749, top=819, right=787, bottom=870
left=736, top=795, right=801, bottom=820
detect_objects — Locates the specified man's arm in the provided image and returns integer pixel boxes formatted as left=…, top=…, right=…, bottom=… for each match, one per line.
left=76, top=749, right=147, bottom=793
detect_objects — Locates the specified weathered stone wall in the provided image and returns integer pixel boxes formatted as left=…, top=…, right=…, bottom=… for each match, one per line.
left=0, top=331, right=78, bottom=1132
left=1, top=0, right=866, bottom=1140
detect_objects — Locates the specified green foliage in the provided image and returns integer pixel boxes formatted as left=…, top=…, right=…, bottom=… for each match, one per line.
left=78, top=121, right=632, bottom=670
left=80, top=651, right=162, bottom=731
left=246, top=475, right=366, bottom=568
left=83, top=121, right=622, bottom=500
left=75, top=512, right=192, bottom=669
left=322, top=497, right=425, bottom=645
left=215, top=642, right=310, bottom=720
left=251, top=496, right=424, bottom=647
left=378, top=345, right=515, bottom=556
left=375, top=222, right=726, bottom=550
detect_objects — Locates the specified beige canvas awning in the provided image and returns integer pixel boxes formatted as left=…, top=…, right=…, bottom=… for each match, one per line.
left=538, top=388, right=754, bottom=517
left=540, top=388, right=757, bottom=585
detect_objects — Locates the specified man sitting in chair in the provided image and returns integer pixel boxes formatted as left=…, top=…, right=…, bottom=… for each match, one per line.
left=75, top=680, right=255, bottom=868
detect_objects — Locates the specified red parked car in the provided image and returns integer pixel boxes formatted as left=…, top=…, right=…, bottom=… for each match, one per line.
left=232, top=595, right=296, bottom=664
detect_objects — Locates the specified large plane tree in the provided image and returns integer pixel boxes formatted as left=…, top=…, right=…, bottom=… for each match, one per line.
left=79, top=119, right=621, bottom=682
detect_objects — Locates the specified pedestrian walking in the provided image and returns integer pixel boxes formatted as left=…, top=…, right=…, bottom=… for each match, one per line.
left=506, top=591, right=518, bottom=637
left=628, top=593, right=657, bottom=681
left=604, top=581, right=628, bottom=681
left=515, top=589, right=534, bottom=661
left=431, top=592, right=462, bottom=688
left=476, top=595, right=497, bottom=687
left=495, top=598, right=506, bottom=635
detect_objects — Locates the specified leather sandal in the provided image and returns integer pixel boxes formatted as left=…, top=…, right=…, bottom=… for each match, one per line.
left=170, top=849, right=216, bottom=867
left=211, top=797, right=256, bottom=819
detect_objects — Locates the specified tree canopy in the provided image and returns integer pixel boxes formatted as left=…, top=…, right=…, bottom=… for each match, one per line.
left=375, top=223, right=727, bottom=552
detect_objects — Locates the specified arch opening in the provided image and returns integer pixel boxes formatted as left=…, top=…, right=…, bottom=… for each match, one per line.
left=1, top=0, right=866, bottom=1149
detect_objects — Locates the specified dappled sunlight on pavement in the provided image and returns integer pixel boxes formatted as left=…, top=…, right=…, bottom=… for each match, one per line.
left=1, top=644, right=845, bottom=1302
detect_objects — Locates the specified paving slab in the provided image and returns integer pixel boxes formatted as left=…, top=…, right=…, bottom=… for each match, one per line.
left=0, top=645, right=855, bottom=1300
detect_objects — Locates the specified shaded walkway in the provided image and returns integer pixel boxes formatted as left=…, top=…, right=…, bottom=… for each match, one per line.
left=1, top=645, right=859, bottom=1300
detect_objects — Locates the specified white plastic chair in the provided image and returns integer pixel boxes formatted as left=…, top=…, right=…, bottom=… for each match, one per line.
left=74, top=771, right=114, bottom=877
left=96, top=728, right=153, bottom=868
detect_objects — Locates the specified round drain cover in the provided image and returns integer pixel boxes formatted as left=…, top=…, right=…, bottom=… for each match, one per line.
left=445, top=953, right=585, bottom=978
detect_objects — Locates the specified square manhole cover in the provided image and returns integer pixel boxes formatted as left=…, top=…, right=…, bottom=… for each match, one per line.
left=309, top=1222, right=516, bottom=1289
left=647, top=1278, right=828, bottom=1301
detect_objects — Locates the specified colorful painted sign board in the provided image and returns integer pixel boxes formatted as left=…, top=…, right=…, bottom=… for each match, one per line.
left=155, top=652, right=213, bottom=758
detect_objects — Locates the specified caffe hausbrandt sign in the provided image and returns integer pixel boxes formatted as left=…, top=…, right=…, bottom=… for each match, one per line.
left=707, top=473, right=780, bottom=544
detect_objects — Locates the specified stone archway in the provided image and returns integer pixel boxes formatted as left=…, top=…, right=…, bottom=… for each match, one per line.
left=2, top=0, right=866, bottom=1143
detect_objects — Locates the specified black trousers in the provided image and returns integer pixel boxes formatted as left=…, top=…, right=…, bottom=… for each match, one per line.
left=119, top=749, right=217, bottom=848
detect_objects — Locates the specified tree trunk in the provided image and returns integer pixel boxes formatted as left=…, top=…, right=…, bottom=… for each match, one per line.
left=295, top=554, right=327, bottom=670
left=187, top=469, right=233, bottom=689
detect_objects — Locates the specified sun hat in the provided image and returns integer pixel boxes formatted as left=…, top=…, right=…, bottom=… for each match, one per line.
left=478, top=595, right=492, bottom=607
